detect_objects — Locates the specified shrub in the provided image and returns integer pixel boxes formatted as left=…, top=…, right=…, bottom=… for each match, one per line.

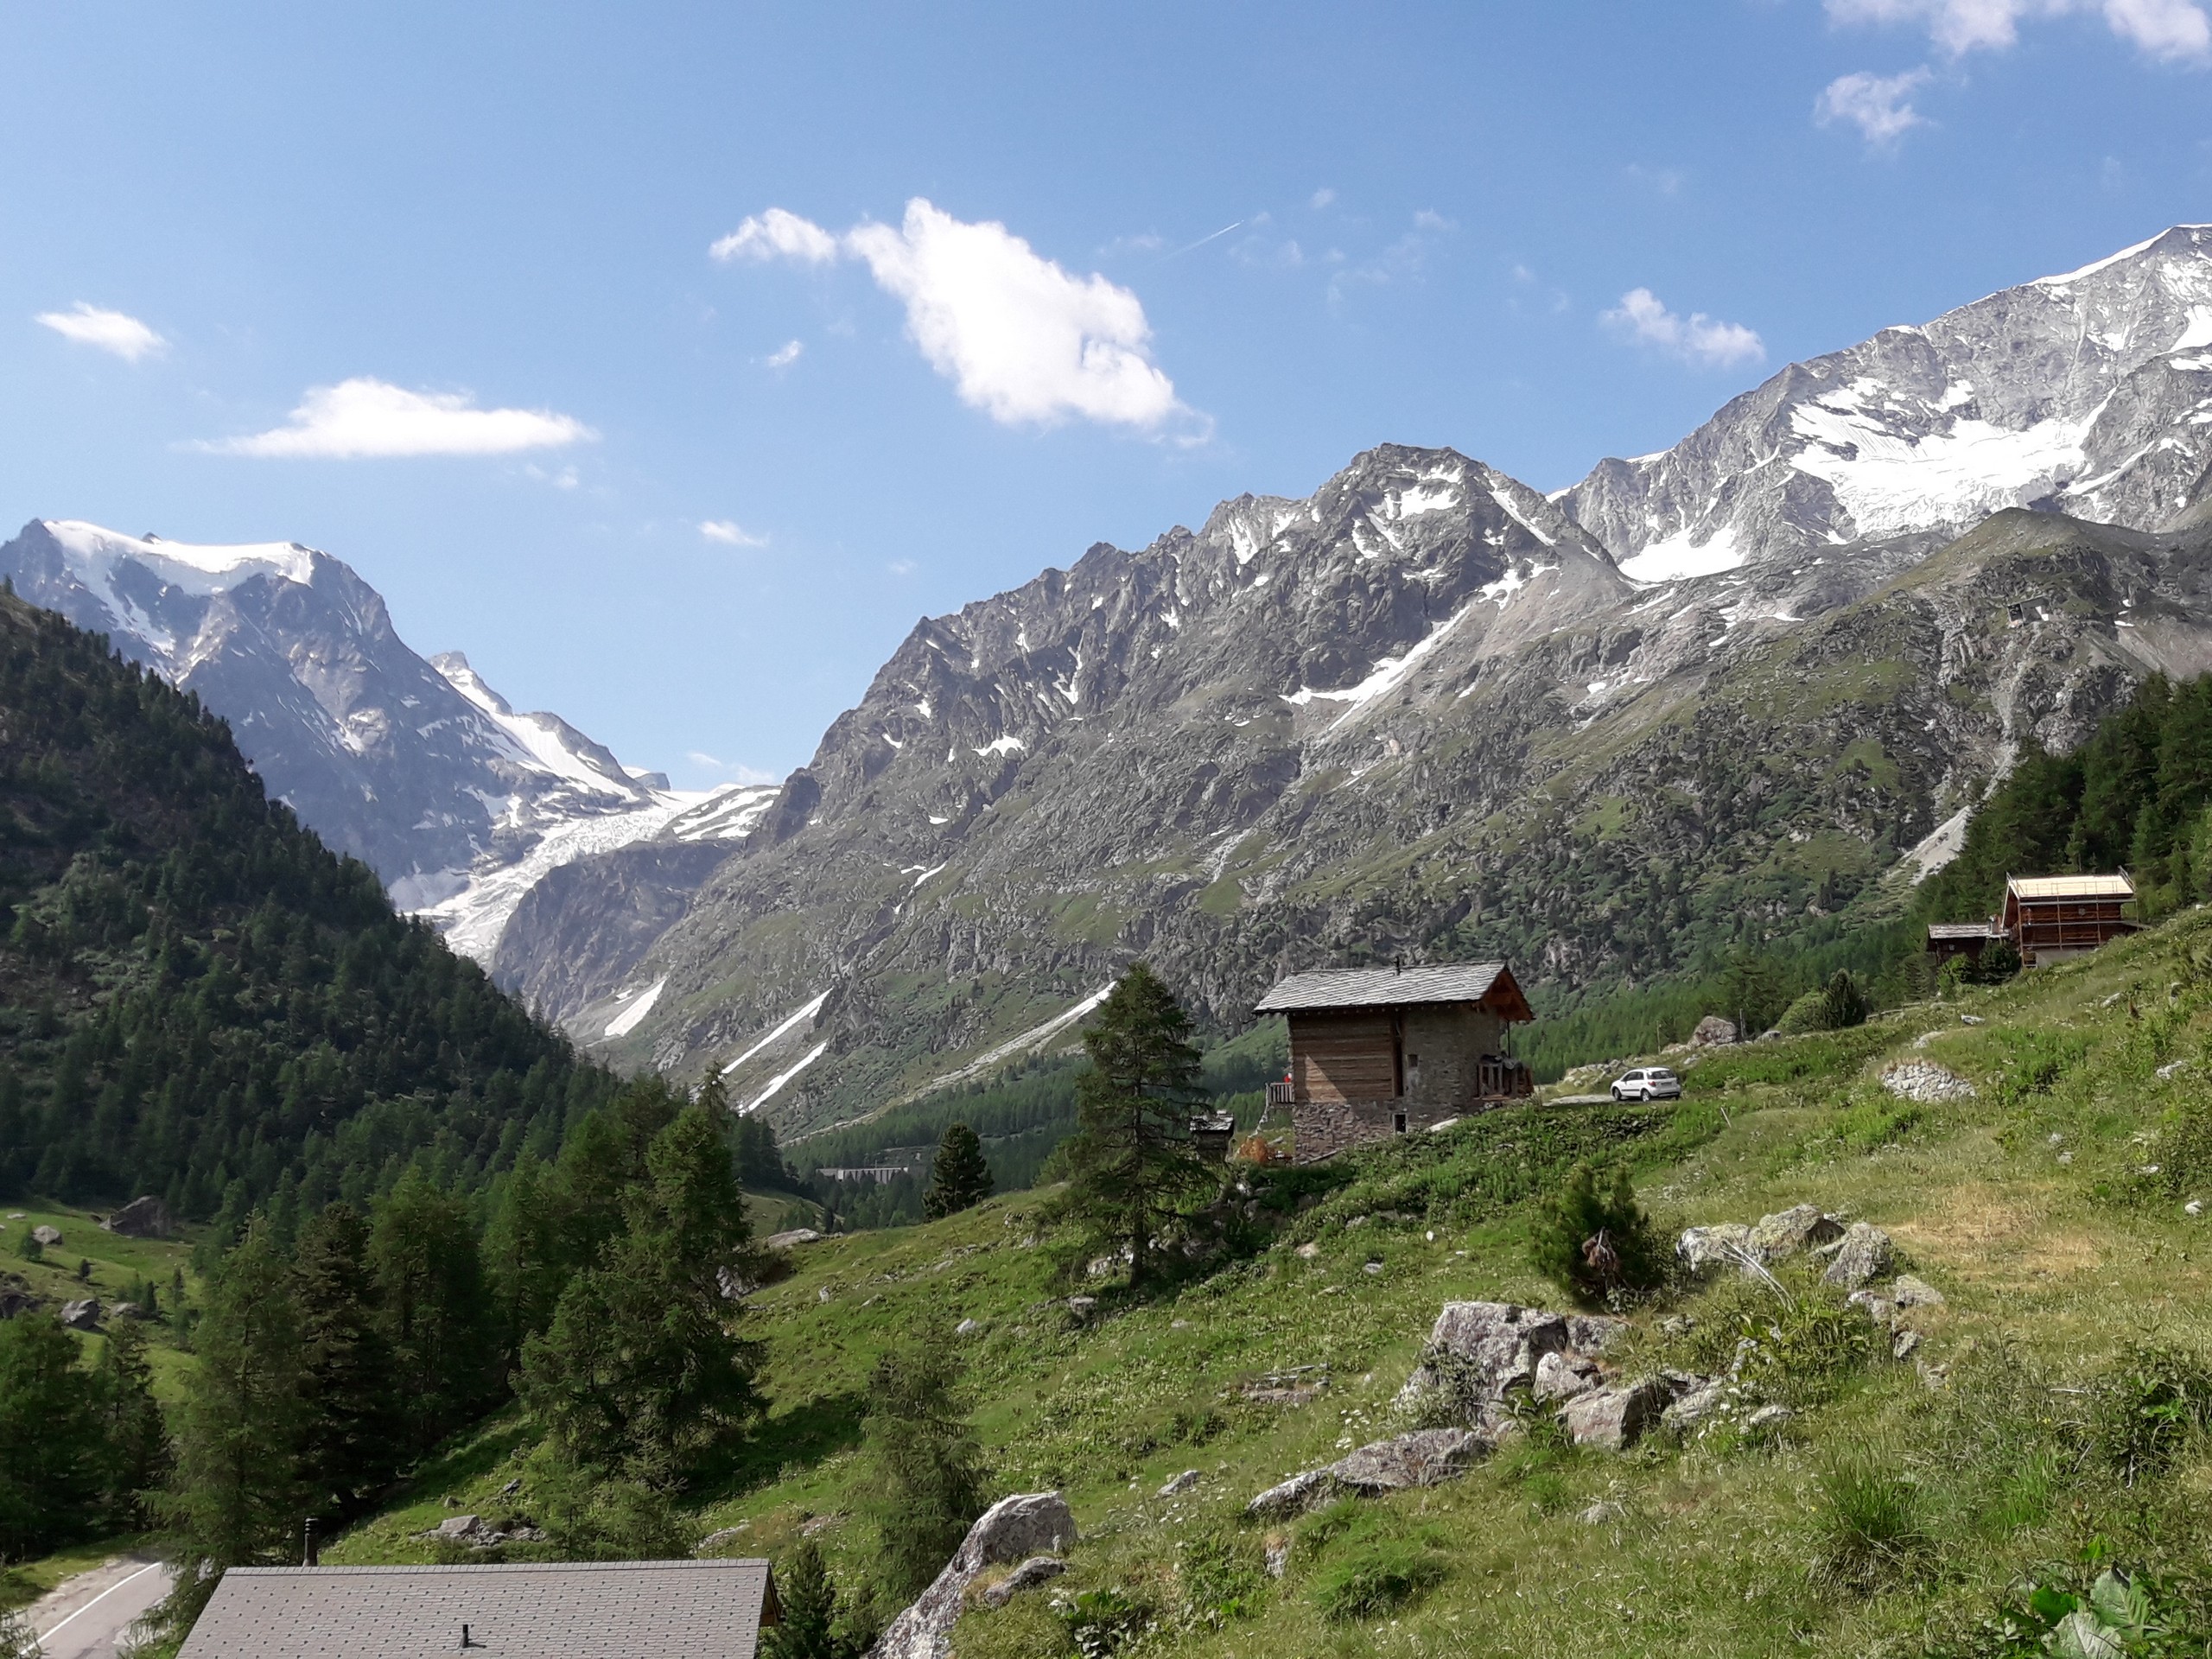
left=1733, top=1287, right=1878, bottom=1409
left=1831, top=1096, right=1923, bottom=1154
left=1310, top=1541, right=1446, bottom=1621
left=1969, top=940, right=2022, bottom=983
left=1777, top=972, right=1871, bottom=1035
left=1177, top=1533, right=1263, bottom=1628
left=1052, top=1587, right=1149, bottom=1657
left=1528, top=1162, right=1665, bottom=1306
left=2092, top=1342, right=2212, bottom=1484
left=1809, top=1446, right=1928, bottom=1590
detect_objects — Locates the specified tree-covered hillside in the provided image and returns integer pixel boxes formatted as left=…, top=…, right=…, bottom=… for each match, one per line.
left=1922, top=671, right=2212, bottom=926
left=0, top=590, right=620, bottom=1223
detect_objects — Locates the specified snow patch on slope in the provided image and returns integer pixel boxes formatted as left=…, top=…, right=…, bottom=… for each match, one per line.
left=1787, top=390, right=2100, bottom=540
left=722, top=991, right=830, bottom=1075
left=601, top=976, right=667, bottom=1039
left=1619, top=524, right=1745, bottom=583
left=744, top=1042, right=828, bottom=1113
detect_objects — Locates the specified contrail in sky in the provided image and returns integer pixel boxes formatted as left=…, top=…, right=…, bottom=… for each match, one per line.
left=1165, top=221, right=1243, bottom=258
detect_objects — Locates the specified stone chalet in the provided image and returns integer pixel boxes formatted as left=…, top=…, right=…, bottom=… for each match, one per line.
left=1255, top=961, right=1535, bottom=1164
left=177, top=1560, right=779, bottom=1659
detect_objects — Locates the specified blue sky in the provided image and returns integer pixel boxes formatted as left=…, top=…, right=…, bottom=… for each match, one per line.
left=4, top=1, right=2209, bottom=786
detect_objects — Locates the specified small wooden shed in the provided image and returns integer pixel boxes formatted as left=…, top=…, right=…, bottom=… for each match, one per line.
left=1254, top=961, right=1535, bottom=1164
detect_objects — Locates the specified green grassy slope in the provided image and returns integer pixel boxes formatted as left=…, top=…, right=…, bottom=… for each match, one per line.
left=326, top=907, right=2212, bottom=1652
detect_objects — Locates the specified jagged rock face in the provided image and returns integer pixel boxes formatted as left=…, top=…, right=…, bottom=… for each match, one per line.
left=1566, top=225, right=2212, bottom=580
left=568, top=452, right=2212, bottom=1128
left=0, top=518, right=679, bottom=918
left=565, top=444, right=1644, bottom=1100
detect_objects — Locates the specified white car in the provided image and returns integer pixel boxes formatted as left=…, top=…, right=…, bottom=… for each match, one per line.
left=1611, top=1066, right=1682, bottom=1102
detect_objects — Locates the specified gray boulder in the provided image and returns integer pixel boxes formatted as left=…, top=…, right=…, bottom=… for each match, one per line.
left=1397, top=1300, right=1625, bottom=1417
left=1746, top=1205, right=1843, bottom=1258
left=1661, top=1378, right=1731, bottom=1431
left=1330, top=1429, right=1485, bottom=1494
left=982, top=1556, right=1065, bottom=1609
left=1690, top=1015, right=1739, bottom=1046
left=1890, top=1274, right=1944, bottom=1309
left=763, top=1228, right=823, bottom=1250
left=868, top=1491, right=1077, bottom=1659
left=101, top=1197, right=175, bottom=1239
left=1560, top=1377, right=1672, bottom=1450
left=1820, top=1222, right=1896, bottom=1291
left=29, top=1225, right=61, bottom=1249
left=1244, top=1468, right=1343, bottom=1521
left=59, top=1298, right=102, bottom=1331
left=1157, top=1469, right=1199, bottom=1497
left=1676, top=1223, right=1757, bottom=1274
left=1533, top=1350, right=1599, bottom=1403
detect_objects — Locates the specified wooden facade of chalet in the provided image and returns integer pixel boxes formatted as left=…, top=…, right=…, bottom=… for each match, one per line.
left=2000, top=874, right=2138, bottom=963
left=1923, top=873, right=2138, bottom=969
left=1255, top=961, right=1535, bottom=1165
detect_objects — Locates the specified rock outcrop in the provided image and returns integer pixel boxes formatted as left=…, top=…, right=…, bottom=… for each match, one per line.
left=100, top=1197, right=175, bottom=1239
left=868, top=1491, right=1077, bottom=1659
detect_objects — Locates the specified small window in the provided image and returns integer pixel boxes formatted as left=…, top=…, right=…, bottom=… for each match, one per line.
left=1393, top=1112, right=1408, bottom=1134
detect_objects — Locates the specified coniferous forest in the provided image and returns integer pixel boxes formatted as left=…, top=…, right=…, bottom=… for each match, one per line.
left=0, top=589, right=621, bottom=1228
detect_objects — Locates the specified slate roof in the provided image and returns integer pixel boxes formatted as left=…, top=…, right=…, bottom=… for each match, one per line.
left=2007, top=873, right=2133, bottom=900
left=1926, top=921, right=1999, bottom=939
left=177, top=1560, right=778, bottom=1659
left=1254, top=962, right=1529, bottom=1019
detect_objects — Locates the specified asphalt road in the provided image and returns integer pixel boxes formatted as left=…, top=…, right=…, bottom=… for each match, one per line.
left=28, top=1554, right=172, bottom=1659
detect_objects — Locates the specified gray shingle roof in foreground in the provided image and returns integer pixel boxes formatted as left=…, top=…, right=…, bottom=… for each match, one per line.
left=177, top=1560, right=778, bottom=1659
left=1254, top=961, right=1526, bottom=1015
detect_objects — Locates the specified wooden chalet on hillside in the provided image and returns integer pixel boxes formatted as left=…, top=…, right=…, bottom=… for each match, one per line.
left=1255, top=960, right=1534, bottom=1165
left=1923, top=872, right=2139, bottom=969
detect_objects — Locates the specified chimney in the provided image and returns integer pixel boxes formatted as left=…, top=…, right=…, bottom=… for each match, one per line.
left=302, top=1518, right=319, bottom=1567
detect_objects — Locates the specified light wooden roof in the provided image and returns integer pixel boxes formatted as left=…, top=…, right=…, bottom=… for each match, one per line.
left=2007, top=874, right=2133, bottom=900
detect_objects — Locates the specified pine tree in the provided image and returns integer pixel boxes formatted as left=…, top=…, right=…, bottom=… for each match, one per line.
left=156, top=1217, right=307, bottom=1641
left=0, top=1311, right=105, bottom=1559
left=520, top=1105, right=764, bottom=1489
left=762, top=1539, right=867, bottom=1659
left=485, top=1154, right=569, bottom=1366
left=293, top=1202, right=402, bottom=1516
left=855, top=1344, right=988, bottom=1603
left=1058, top=964, right=1212, bottom=1283
left=370, top=1171, right=493, bottom=1454
left=90, top=1318, right=168, bottom=1530
left=922, top=1123, right=993, bottom=1220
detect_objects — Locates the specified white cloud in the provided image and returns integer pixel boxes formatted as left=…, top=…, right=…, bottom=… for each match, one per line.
left=709, top=198, right=1198, bottom=435
left=687, top=750, right=779, bottom=785
left=1602, top=289, right=1766, bottom=368
left=1815, top=67, right=1935, bottom=143
left=201, top=378, right=594, bottom=459
left=710, top=207, right=841, bottom=264
left=887, top=557, right=917, bottom=575
left=1309, top=187, right=1337, bottom=210
left=700, top=519, right=767, bottom=546
left=35, top=302, right=165, bottom=362
left=1827, top=0, right=2209, bottom=59
left=765, top=340, right=804, bottom=368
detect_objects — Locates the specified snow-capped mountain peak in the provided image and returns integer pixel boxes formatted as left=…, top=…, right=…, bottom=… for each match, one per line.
left=1567, top=223, right=2212, bottom=576
left=430, top=651, right=647, bottom=805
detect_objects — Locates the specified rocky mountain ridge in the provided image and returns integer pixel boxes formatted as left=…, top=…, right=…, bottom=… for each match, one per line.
left=514, top=226, right=2212, bottom=1130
